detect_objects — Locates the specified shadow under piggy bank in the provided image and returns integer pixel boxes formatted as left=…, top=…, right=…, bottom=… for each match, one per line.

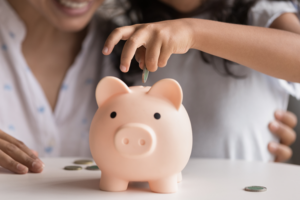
left=52, top=178, right=152, bottom=193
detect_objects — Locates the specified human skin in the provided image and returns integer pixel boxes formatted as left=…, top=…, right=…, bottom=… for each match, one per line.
left=0, top=0, right=104, bottom=174
left=103, top=1, right=298, bottom=162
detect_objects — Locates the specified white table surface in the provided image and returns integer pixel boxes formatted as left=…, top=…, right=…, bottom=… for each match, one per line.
left=0, top=158, right=300, bottom=200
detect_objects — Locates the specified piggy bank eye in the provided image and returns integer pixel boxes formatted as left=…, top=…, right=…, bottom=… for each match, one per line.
left=154, top=113, right=161, bottom=120
left=110, top=111, right=117, bottom=119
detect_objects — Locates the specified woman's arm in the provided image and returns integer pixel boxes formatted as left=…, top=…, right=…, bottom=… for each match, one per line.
left=103, top=13, right=300, bottom=82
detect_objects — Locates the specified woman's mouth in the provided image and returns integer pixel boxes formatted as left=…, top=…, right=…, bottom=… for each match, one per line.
left=54, top=0, right=94, bottom=16
left=59, top=0, right=89, bottom=9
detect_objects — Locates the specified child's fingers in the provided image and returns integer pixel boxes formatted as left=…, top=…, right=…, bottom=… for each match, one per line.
left=158, top=44, right=172, bottom=68
left=0, top=149, right=28, bottom=174
left=145, top=38, right=162, bottom=72
left=102, top=26, right=136, bottom=55
left=135, top=47, right=146, bottom=70
left=120, top=30, right=148, bottom=72
left=0, top=139, right=44, bottom=173
left=274, top=110, right=297, bottom=128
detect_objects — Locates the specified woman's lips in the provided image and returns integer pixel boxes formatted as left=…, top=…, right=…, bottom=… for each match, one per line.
left=54, top=0, right=94, bottom=16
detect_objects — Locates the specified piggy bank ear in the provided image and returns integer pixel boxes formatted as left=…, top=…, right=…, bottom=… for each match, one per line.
left=95, top=76, right=131, bottom=107
left=147, top=79, right=182, bottom=110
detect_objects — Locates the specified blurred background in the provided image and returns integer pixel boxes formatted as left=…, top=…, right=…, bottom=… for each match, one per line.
left=288, top=97, right=300, bottom=165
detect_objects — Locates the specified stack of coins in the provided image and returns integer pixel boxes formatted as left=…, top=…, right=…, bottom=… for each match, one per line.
left=64, top=166, right=82, bottom=171
left=64, top=159, right=99, bottom=171
left=74, top=160, right=93, bottom=165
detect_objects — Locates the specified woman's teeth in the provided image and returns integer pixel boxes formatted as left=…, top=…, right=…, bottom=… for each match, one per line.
left=59, top=0, right=88, bottom=9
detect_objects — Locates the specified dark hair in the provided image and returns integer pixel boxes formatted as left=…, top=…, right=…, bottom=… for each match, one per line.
left=113, top=0, right=289, bottom=82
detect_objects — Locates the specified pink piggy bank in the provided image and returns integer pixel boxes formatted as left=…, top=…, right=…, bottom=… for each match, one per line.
left=89, top=76, right=192, bottom=193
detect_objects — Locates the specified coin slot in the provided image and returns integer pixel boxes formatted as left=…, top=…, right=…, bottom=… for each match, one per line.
left=139, top=139, right=145, bottom=146
left=123, top=138, right=129, bottom=145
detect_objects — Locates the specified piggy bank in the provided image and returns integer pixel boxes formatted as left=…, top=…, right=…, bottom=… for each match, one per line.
left=89, top=76, right=192, bottom=193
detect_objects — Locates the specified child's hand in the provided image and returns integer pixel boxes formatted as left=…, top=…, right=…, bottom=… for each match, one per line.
left=0, top=129, right=44, bottom=174
left=268, top=110, right=297, bottom=162
left=102, top=19, right=195, bottom=72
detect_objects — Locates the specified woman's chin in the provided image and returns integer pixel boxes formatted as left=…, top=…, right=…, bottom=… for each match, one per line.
left=45, top=0, right=101, bottom=32
left=52, top=18, right=90, bottom=32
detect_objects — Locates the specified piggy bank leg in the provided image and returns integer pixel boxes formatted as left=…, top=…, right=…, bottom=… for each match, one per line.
left=99, top=173, right=128, bottom=192
left=148, top=174, right=178, bottom=193
left=177, top=172, right=182, bottom=183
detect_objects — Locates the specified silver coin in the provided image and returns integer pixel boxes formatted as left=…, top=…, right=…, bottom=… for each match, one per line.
left=244, top=186, right=267, bottom=192
left=74, top=159, right=94, bottom=165
left=142, top=66, right=149, bottom=83
left=64, top=166, right=82, bottom=171
left=86, top=165, right=99, bottom=170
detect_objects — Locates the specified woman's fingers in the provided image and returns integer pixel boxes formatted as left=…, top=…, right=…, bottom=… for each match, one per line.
left=0, top=139, right=44, bottom=173
left=269, top=120, right=296, bottom=146
left=0, top=130, right=39, bottom=160
left=0, top=130, right=44, bottom=173
left=0, top=150, right=28, bottom=174
left=102, top=26, right=137, bottom=55
left=31, top=150, right=39, bottom=157
left=135, top=47, right=146, bottom=70
left=268, top=142, right=293, bottom=162
left=274, top=110, right=297, bottom=128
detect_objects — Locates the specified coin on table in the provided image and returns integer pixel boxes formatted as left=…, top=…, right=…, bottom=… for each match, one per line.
left=244, top=186, right=267, bottom=192
left=142, top=66, right=149, bottom=83
left=74, top=159, right=94, bottom=165
left=86, top=165, right=99, bottom=171
left=64, top=166, right=82, bottom=171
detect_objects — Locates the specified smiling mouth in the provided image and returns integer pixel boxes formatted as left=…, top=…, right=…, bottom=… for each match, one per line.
left=54, top=0, right=94, bottom=16
left=58, top=0, right=90, bottom=9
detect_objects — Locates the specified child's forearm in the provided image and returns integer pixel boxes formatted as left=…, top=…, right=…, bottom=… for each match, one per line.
left=189, top=18, right=300, bottom=82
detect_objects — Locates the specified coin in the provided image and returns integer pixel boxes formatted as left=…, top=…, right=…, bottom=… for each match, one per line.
left=86, top=165, right=99, bottom=170
left=64, top=166, right=82, bottom=171
left=142, top=66, right=149, bottom=83
left=74, top=159, right=94, bottom=165
left=244, top=186, right=267, bottom=192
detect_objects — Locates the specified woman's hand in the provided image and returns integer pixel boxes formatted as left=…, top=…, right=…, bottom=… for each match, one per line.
left=0, top=129, right=44, bottom=174
left=268, top=110, right=297, bottom=162
left=102, top=19, right=195, bottom=72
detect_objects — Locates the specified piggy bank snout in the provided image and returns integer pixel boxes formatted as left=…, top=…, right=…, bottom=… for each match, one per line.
left=114, top=123, right=157, bottom=158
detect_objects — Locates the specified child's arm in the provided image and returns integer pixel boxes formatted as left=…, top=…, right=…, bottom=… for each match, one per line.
left=0, top=129, right=44, bottom=174
left=103, top=13, right=300, bottom=82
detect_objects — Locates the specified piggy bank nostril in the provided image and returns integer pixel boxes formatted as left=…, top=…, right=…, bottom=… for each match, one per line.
left=139, top=139, right=146, bottom=146
left=123, top=138, right=129, bottom=145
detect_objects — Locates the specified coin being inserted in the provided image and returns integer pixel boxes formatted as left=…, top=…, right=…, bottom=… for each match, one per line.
left=74, top=159, right=94, bottom=165
left=86, top=165, right=99, bottom=171
left=244, top=186, right=267, bottom=192
left=64, top=166, right=82, bottom=171
left=142, top=66, right=149, bottom=83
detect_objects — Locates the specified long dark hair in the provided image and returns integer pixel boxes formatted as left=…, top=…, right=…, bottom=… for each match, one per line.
left=113, top=0, right=289, bottom=83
